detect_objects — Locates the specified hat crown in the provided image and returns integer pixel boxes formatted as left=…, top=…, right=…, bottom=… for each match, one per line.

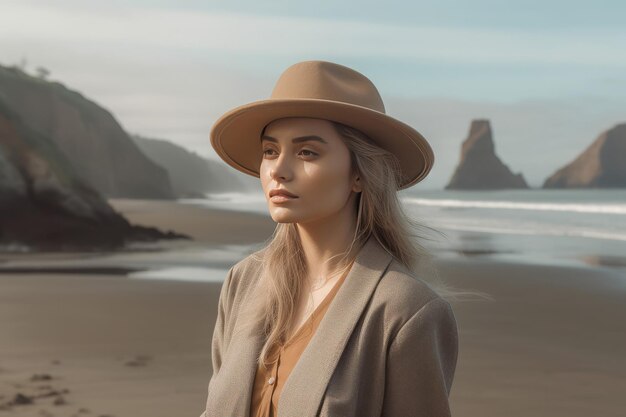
left=270, top=60, right=386, bottom=114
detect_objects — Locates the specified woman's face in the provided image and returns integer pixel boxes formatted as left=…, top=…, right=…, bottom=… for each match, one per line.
left=260, top=117, right=360, bottom=224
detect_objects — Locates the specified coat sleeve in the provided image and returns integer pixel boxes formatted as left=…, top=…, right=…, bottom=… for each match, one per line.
left=210, top=265, right=235, bottom=377
left=200, top=266, right=235, bottom=417
left=381, top=297, right=459, bottom=417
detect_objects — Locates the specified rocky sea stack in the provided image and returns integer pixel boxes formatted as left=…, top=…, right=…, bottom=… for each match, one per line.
left=446, top=119, right=529, bottom=190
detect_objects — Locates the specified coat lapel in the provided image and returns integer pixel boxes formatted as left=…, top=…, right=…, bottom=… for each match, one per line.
left=218, top=234, right=393, bottom=417
left=278, top=235, right=393, bottom=416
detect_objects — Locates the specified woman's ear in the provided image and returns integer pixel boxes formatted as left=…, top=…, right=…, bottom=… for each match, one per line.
left=352, top=175, right=362, bottom=193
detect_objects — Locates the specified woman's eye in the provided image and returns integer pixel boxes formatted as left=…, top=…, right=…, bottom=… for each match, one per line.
left=300, top=149, right=318, bottom=157
left=262, top=149, right=317, bottom=157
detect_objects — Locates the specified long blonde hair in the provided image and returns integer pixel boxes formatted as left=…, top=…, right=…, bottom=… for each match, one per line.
left=239, top=119, right=483, bottom=369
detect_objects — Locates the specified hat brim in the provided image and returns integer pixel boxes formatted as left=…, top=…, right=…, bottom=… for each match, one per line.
left=209, top=98, right=434, bottom=189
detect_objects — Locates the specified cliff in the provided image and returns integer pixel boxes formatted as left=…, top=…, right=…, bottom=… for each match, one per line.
left=0, top=65, right=174, bottom=199
left=0, top=100, right=187, bottom=251
left=543, top=123, right=626, bottom=188
left=131, top=134, right=252, bottom=198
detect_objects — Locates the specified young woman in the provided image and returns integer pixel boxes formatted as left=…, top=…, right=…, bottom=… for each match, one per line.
left=201, top=60, right=459, bottom=417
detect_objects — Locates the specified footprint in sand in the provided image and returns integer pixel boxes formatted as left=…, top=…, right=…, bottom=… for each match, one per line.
left=123, top=353, right=153, bottom=367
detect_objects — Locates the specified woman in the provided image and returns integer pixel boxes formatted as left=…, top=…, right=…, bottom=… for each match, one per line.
left=201, top=60, right=459, bottom=417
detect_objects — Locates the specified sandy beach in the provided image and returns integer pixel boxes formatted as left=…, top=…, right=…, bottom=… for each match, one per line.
left=1, top=198, right=625, bottom=417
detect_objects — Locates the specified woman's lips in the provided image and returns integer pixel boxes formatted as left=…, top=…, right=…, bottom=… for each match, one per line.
left=270, top=194, right=298, bottom=203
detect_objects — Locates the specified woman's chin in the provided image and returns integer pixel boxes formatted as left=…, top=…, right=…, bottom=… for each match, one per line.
left=269, top=210, right=300, bottom=224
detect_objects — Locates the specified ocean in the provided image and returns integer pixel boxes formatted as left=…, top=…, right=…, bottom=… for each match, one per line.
left=179, top=188, right=626, bottom=274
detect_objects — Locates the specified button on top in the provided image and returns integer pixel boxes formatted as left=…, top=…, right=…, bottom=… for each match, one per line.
left=268, top=376, right=275, bottom=385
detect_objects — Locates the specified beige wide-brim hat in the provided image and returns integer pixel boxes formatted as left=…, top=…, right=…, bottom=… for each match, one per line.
left=210, top=60, right=434, bottom=189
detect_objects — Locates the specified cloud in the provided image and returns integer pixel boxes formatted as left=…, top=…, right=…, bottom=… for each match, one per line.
left=1, top=2, right=625, bottom=67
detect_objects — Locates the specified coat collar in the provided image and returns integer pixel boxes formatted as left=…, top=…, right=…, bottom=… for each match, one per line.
left=222, top=234, right=394, bottom=417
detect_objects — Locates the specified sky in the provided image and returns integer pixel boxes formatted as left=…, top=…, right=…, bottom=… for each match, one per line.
left=0, top=0, right=624, bottom=189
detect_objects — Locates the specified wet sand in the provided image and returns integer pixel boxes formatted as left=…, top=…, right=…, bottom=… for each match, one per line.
left=0, top=198, right=624, bottom=416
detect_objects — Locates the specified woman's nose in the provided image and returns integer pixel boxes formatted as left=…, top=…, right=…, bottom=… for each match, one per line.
left=269, top=152, right=293, bottom=181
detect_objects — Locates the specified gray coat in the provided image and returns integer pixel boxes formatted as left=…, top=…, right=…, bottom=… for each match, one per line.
left=201, top=234, right=459, bottom=417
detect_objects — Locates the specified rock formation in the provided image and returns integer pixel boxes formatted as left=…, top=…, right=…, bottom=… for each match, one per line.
left=131, top=134, right=253, bottom=198
left=543, top=123, right=626, bottom=188
left=0, top=99, right=187, bottom=252
left=445, top=119, right=528, bottom=190
left=0, top=65, right=174, bottom=199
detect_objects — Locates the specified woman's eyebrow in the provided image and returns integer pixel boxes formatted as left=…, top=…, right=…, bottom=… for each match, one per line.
left=260, top=135, right=328, bottom=145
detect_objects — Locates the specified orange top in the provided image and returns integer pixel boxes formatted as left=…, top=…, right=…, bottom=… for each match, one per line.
left=248, top=260, right=354, bottom=417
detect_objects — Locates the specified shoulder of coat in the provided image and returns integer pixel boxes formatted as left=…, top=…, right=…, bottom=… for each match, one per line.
left=373, top=257, right=445, bottom=319
left=234, top=247, right=266, bottom=273
left=227, top=247, right=266, bottom=294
